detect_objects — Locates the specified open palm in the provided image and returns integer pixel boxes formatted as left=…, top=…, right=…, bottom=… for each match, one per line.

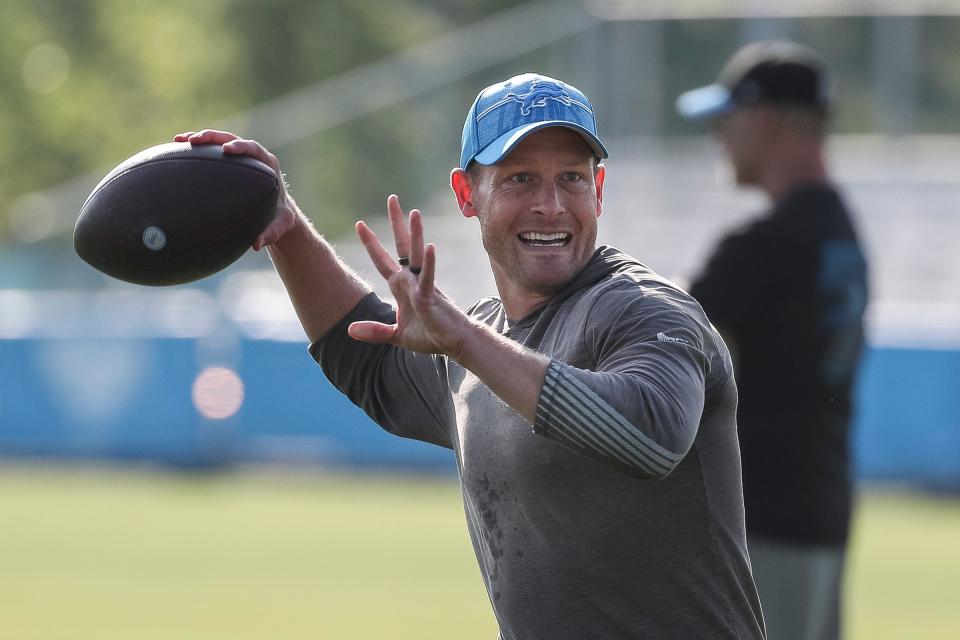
left=350, top=195, right=470, bottom=360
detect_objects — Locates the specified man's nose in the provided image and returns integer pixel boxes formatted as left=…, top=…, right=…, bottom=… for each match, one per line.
left=532, top=181, right=564, bottom=218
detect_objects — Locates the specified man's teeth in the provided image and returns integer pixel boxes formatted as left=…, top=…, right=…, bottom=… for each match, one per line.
left=519, top=232, right=571, bottom=245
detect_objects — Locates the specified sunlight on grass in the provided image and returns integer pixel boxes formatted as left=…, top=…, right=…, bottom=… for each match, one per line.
left=1, top=466, right=957, bottom=639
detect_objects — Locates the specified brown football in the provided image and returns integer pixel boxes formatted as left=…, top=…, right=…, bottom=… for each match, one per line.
left=74, top=142, right=279, bottom=286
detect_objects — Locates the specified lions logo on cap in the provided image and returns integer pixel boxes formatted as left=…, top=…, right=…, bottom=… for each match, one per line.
left=504, top=80, right=573, bottom=116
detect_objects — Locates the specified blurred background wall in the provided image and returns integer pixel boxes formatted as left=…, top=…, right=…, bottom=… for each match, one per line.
left=1, top=0, right=958, bottom=487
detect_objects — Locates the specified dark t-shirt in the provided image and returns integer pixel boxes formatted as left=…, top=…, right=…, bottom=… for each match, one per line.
left=690, top=184, right=868, bottom=546
left=312, top=247, right=764, bottom=640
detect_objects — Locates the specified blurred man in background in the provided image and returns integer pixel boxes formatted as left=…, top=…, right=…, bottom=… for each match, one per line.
left=677, top=41, right=869, bottom=640
left=176, top=72, right=765, bottom=639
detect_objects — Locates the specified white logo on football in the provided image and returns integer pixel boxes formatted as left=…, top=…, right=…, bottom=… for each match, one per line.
left=142, top=226, right=166, bottom=251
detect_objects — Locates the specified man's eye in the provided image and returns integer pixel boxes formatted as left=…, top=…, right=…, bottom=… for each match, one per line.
left=563, top=172, right=583, bottom=182
left=511, top=173, right=531, bottom=183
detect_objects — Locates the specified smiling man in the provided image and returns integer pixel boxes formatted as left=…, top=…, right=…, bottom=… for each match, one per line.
left=176, top=73, right=764, bottom=639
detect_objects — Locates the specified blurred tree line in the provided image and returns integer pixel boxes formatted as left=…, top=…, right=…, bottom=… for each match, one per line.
left=2, top=1, right=959, bottom=246
left=0, top=0, right=519, bottom=244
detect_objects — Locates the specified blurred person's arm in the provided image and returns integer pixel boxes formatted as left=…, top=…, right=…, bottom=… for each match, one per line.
left=717, top=328, right=739, bottom=371
left=689, top=225, right=778, bottom=370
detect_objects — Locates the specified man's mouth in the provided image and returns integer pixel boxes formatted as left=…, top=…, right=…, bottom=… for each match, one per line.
left=518, top=231, right=572, bottom=247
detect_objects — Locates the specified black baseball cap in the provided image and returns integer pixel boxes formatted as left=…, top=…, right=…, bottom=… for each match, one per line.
left=676, top=40, right=832, bottom=119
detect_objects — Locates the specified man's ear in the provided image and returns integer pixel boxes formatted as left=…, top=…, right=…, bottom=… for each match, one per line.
left=594, top=163, right=606, bottom=218
left=450, top=168, right=479, bottom=219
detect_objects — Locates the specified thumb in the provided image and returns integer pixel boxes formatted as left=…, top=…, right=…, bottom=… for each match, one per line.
left=253, top=211, right=295, bottom=250
left=348, top=321, right=398, bottom=343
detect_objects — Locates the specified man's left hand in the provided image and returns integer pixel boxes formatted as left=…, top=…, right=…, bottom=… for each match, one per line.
left=350, top=195, right=471, bottom=360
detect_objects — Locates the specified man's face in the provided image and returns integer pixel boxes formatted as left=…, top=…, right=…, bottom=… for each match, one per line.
left=714, top=106, right=768, bottom=186
left=464, top=128, right=604, bottom=300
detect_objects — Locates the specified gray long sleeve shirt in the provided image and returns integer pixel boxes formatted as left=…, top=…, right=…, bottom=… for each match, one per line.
left=311, top=246, right=765, bottom=639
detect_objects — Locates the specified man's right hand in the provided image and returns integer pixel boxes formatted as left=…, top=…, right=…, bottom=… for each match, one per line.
left=174, top=128, right=372, bottom=342
left=172, top=129, right=298, bottom=250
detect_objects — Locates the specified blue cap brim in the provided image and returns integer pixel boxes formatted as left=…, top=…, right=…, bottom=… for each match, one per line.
left=675, top=84, right=734, bottom=120
left=472, top=121, right=609, bottom=167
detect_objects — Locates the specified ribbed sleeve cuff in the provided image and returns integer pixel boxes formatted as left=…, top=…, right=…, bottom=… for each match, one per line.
left=534, top=360, right=681, bottom=477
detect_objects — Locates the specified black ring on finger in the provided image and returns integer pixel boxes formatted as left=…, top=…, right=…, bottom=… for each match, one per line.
left=409, top=266, right=422, bottom=276
left=398, top=256, right=410, bottom=267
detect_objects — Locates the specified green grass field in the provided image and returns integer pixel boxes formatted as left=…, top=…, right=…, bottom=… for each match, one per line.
left=1, top=465, right=958, bottom=639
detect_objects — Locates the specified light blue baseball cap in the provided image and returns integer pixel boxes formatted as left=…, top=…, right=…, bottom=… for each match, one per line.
left=459, top=72, right=608, bottom=169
